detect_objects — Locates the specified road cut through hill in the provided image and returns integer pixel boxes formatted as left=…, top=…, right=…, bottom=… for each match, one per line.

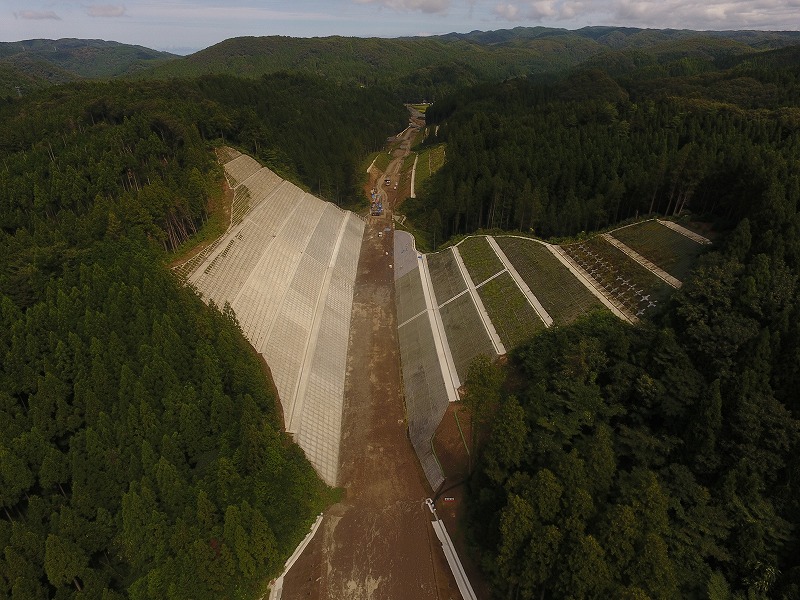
left=280, top=121, right=460, bottom=599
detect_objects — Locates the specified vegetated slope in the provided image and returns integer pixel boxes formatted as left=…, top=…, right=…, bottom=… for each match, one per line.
left=467, top=210, right=800, bottom=597
left=0, top=241, right=332, bottom=599
left=441, top=25, right=800, bottom=49
left=138, top=36, right=572, bottom=85
left=0, top=64, right=55, bottom=98
left=0, top=38, right=177, bottom=80
left=405, top=38, right=800, bottom=600
left=138, top=27, right=800, bottom=99
left=0, top=72, right=401, bottom=599
left=193, top=72, right=407, bottom=206
left=405, top=45, right=800, bottom=247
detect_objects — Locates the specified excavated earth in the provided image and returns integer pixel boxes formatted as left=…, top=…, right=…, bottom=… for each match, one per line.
left=281, top=124, right=462, bottom=599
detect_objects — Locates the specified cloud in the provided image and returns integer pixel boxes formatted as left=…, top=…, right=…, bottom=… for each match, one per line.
left=525, top=0, right=557, bottom=18
left=14, top=10, right=61, bottom=20
left=137, top=4, right=348, bottom=24
left=494, top=3, right=520, bottom=19
left=612, top=0, right=800, bottom=29
left=559, top=1, right=585, bottom=19
left=354, top=0, right=451, bottom=14
left=87, top=4, right=127, bottom=18
left=488, top=0, right=800, bottom=29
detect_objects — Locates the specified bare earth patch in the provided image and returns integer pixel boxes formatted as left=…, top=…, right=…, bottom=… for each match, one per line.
left=433, top=404, right=492, bottom=600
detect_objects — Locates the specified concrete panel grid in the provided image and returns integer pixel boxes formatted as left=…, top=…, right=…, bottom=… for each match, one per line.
left=238, top=169, right=284, bottom=213
left=217, top=147, right=241, bottom=163
left=234, top=243, right=302, bottom=349
left=395, top=270, right=427, bottom=325
left=426, top=250, right=467, bottom=306
left=224, top=154, right=261, bottom=187
left=333, top=215, right=366, bottom=281
left=305, top=204, right=346, bottom=263
left=266, top=314, right=309, bottom=426
left=398, top=313, right=449, bottom=491
left=187, top=151, right=365, bottom=487
left=193, top=221, right=273, bottom=306
left=278, top=195, right=326, bottom=250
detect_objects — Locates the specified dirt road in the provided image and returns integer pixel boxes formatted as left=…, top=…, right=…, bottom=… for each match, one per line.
left=280, top=122, right=458, bottom=599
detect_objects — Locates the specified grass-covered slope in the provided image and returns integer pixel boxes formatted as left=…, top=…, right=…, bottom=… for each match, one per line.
left=495, top=236, right=603, bottom=325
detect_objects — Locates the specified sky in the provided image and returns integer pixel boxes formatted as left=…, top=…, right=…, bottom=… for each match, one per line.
left=2, top=0, right=800, bottom=55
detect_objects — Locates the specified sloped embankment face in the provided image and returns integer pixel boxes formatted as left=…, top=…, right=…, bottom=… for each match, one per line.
left=494, top=236, right=603, bottom=325
left=394, top=230, right=450, bottom=491
left=187, top=148, right=364, bottom=486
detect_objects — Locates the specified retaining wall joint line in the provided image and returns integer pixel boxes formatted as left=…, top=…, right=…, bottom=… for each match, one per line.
left=601, top=233, right=682, bottom=289
left=451, top=246, right=506, bottom=356
left=487, top=236, right=553, bottom=327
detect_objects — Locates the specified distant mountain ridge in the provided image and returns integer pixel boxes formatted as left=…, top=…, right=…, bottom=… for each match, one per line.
left=4, top=27, right=800, bottom=100
left=134, top=26, right=800, bottom=99
left=434, top=25, right=800, bottom=48
left=0, top=38, right=177, bottom=93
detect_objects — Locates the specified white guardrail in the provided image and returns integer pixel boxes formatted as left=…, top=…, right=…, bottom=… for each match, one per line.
left=267, top=513, right=324, bottom=600
left=425, top=499, right=478, bottom=600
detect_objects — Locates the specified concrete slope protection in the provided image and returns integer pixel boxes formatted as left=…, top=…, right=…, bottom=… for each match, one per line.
left=394, top=225, right=708, bottom=490
left=187, top=148, right=364, bottom=486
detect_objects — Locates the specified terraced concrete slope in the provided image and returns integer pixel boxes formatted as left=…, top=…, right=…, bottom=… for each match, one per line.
left=394, top=231, right=453, bottom=490
left=394, top=225, right=709, bottom=488
left=187, top=148, right=364, bottom=486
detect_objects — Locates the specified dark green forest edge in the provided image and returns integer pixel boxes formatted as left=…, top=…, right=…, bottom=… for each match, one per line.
left=426, top=42, right=800, bottom=599
left=0, top=74, right=404, bottom=599
left=0, top=25, right=799, bottom=600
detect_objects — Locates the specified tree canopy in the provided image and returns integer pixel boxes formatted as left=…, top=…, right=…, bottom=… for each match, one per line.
left=0, top=70, right=403, bottom=599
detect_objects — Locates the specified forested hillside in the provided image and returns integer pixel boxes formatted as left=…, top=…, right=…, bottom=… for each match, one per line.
left=0, top=38, right=176, bottom=83
left=139, top=28, right=800, bottom=101
left=439, top=42, right=800, bottom=600
left=407, top=48, right=800, bottom=245
left=0, top=72, right=402, bottom=599
left=194, top=72, right=406, bottom=205
left=468, top=215, right=800, bottom=598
